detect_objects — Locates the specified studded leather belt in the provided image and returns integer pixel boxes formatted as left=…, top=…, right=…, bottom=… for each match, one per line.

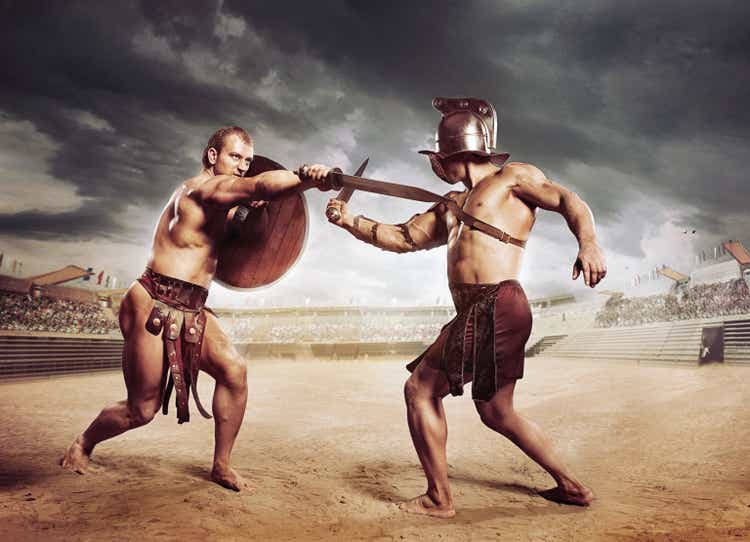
left=138, top=268, right=212, bottom=424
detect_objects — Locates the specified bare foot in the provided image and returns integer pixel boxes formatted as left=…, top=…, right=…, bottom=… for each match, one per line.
left=539, top=484, right=594, bottom=506
left=211, top=466, right=255, bottom=493
left=398, top=494, right=456, bottom=519
left=59, top=435, right=91, bottom=475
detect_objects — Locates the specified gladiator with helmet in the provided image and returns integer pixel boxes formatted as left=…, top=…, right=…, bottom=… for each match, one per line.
left=326, top=97, right=607, bottom=517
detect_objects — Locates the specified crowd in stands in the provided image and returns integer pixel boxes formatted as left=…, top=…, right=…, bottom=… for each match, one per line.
left=0, top=292, right=119, bottom=334
left=596, top=279, right=750, bottom=328
left=7, top=277, right=740, bottom=337
left=227, top=318, right=444, bottom=343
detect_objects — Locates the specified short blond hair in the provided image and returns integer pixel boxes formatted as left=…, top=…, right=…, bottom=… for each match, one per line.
left=202, top=126, right=253, bottom=168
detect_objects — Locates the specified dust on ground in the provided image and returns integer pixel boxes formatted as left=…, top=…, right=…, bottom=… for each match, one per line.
left=1, top=357, right=749, bottom=541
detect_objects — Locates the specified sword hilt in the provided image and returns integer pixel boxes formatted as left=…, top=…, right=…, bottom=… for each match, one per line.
left=326, top=167, right=343, bottom=191
left=294, top=165, right=343, bottom=191
left=325, top=168, right=351, bottom=223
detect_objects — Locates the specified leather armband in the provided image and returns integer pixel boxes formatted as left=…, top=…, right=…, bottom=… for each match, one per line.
left=354, top=215, right=379, bottom=245
left=398, top=223, right=418, bottom=250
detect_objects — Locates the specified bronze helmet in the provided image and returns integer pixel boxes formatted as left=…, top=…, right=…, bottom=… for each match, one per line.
left=419, top=97, right=510, bottom=181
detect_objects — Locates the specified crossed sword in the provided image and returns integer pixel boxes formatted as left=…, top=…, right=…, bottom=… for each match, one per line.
left=320, top=160, right=526, bottom=248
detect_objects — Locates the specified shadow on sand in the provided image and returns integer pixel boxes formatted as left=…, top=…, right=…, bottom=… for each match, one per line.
left=344, top=461, right=586, bottom=522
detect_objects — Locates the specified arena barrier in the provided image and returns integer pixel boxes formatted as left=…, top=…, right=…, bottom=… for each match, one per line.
left=238, top=341, right=430, bottom=360
left=0, top=332, right=123, bottom=379
left=0, top=334, right=430, bottom=379
left=4, top=317, right=746, bottom=379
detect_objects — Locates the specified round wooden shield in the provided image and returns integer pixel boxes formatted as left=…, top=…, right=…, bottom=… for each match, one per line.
left=214, top=155, right=308, bottom=290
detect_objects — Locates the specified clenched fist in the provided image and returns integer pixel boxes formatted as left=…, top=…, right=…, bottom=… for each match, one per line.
left=296, top=164, right=334, bottom=191
left=326, top=198, right=353, bottom=227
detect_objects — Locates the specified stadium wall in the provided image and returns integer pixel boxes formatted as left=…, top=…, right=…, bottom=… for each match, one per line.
left=41, top=284, right=99, bottom=304
left=690, top=260, right=741, bottom=285
left=238, top=341, right=428, bottom=360
left=0, top=331, right=428, bottom=379
left=0, top=274, right=101, bottom=303
left=0, top=331, right=123, bottom=379
left=0, top=275, right=31, bottom=294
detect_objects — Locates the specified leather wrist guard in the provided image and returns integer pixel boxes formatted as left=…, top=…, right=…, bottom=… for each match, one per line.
left=354, top=215, right=379, bottom=245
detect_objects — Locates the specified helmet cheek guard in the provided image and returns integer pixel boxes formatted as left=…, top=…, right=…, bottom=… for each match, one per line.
left=427, top=153, right=450, bottom=183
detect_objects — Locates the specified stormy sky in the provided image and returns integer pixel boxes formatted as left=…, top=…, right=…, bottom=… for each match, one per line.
left=1, top=0, right=748, bottom=307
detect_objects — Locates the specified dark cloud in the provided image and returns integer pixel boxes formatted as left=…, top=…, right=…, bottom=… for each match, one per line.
left=0, top=0, right=748, bottom=293
left=220, top=0, right=750, bottom=217
left=208, top=1, right=750, bottom=234
left=0, top=201, right=117, bottom=240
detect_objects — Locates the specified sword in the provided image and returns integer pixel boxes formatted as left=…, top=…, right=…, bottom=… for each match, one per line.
left=323, top=170, right=527, bottom=248
left=327, top=171, right=443, bottom=204
left=325, top=158, right=369, bottom=222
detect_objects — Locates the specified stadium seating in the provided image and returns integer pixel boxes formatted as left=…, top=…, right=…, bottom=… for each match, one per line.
left=0, top=292, right=118, bottom=334
left=525, top=334, right=566, bottom=357
left=0, top=332, right=123, bottom=378
left=596, top=279, right=750, bottom=328
left=2, top=267, right=748, bottom=378
left=521, top=278, right=750, bottom=365
left=725, top=319, right=750, bottom=364
left=536, top=316, right=743, bottom=364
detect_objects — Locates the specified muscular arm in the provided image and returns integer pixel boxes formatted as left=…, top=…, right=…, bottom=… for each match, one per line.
left=331, top=200, right=448, bottom=253
left=189, top=170, right=318, bottom=208
left=508, top=163, right=596, bottom=245
left=508, top=162, right=607, bottom=286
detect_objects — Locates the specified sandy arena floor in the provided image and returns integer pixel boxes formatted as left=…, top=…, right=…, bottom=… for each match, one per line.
left=1, top=357, right=749, bottom=541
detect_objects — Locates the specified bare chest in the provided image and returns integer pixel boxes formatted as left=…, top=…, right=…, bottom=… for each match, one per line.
left=445, top=181, right=518, bottom=239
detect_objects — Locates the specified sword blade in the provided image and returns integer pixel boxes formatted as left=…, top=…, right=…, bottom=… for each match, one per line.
left=334, top=173, right=441, bottom=204
left=353, top=157, right=369, bottom=177
left=335, top=157, right=369, bottom=203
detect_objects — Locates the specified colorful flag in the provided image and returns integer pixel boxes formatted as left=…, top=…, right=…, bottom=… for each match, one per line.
left=97, top=270, right=104, bottom=285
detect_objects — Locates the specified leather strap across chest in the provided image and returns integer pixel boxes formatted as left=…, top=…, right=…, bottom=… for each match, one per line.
left=448, top=198, right=526, bottom=248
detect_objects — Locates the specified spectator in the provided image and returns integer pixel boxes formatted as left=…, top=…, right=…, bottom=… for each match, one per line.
left=224, top=315, right=447, bottom=344
left=0, top=292, right=119, bottom=334
left=595, top=279, right=750, bottom=328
